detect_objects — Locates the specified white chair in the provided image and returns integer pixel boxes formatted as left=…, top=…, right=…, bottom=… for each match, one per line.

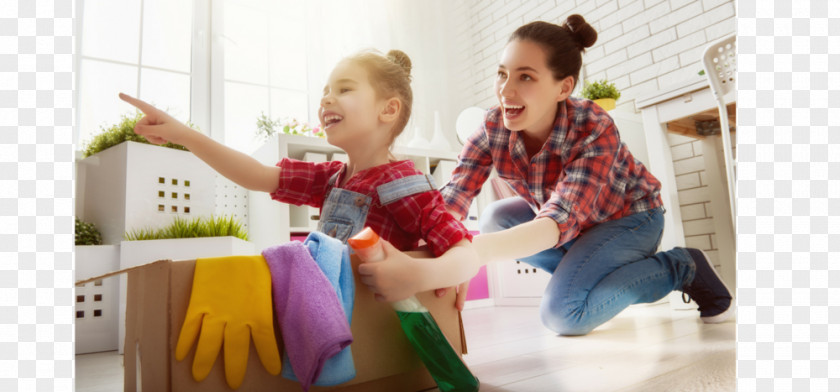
left=701, top=34, right=737, bottom=230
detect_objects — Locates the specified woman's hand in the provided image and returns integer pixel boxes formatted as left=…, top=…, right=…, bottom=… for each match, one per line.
left=119, top=93, right=195, bottom=146
left=357, top=240, right=424, bottom=303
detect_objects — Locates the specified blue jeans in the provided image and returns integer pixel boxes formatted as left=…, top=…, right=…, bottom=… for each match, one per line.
left=480, top=197, right=696, bottom=336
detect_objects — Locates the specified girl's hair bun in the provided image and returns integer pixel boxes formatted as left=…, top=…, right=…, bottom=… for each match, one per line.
left=563, top=14, right=597, bottom=49
left=387, top=49, right=412, bottom=76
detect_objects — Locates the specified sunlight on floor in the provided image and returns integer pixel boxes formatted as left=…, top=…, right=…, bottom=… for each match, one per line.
left=76, top=302, right=735, bottom=391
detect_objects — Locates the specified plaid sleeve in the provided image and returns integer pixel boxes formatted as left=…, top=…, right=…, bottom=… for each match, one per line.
left=270, top=158, right=343, bottom=208
left=386, top=190, right=473, bottom=257
left=536, top=117, right=620, bottom=247
left=440, top=124, right=494, bottom=219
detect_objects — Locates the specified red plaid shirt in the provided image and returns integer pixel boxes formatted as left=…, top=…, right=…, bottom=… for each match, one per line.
left=441, top=97, right=663, bottom=247
left=271, top=158, right=472, bottom=256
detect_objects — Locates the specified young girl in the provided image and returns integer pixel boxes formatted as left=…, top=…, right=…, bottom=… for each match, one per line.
left=119, top=49, right=479, bottom=300
left=361, top=15, right=734, bottom=334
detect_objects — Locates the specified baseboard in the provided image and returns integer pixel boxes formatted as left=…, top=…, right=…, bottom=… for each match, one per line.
left=462, top=298, right=495, bottom=309
left=492, top=297, right=542, bottom=307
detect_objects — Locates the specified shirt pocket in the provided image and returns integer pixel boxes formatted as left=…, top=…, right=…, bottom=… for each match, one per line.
left=318, top=217, right=356, bottom=243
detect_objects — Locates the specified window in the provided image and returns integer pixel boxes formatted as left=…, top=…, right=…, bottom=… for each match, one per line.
left=75, top=0, right=408, bottom=155
left=221, top=0, right=308, bottom=154
left=77, top=0, right=192, bottom=148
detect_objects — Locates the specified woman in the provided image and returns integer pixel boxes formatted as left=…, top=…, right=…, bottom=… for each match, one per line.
left=357, top=15, right=733, bottom=336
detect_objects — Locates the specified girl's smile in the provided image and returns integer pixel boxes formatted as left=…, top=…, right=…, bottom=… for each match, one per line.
left=322, top=111, right=344, bottom=130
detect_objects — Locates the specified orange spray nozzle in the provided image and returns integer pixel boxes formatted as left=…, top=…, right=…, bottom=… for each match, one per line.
left=347, top=227, right=380, bottom=250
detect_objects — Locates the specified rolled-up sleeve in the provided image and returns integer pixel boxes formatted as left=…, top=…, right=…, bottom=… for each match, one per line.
left=440, top=125, right=493, bottom=219
left=386, top=190, right=473, bottom=257
left=270, top=158, right=343, bottom=208
left=536, top=119, right=620, bottom=247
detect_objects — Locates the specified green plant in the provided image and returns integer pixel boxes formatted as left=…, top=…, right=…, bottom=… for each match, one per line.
left=124, top=215, right=249, bottom=241
left=75, top=217, right=103, bottom=245
left=81, top=111, right=194, bottom=158
left=580, top=79, right=621, bottom=101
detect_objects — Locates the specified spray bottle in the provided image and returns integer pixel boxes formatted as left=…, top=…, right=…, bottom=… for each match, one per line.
left=348, top=227, right=479, bottom=392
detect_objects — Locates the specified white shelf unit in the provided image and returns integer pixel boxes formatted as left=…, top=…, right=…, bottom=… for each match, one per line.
left=248, top=134, right=482, bottom=251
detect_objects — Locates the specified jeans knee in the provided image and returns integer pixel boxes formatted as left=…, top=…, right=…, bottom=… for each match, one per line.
left=539, top=299, right=593, bottom=336
left=478, top=198, right=531, bottom=234
left=478, top=212, right=504, bottom=234
left=478, top=203, right=508, bottom=234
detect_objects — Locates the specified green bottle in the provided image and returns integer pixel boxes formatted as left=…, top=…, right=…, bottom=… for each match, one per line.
left=349, top=228, right=479, bottom=392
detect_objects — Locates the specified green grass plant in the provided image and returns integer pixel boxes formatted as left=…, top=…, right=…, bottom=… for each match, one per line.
left=82, top=111, right=192, bottom=158
left=124, top=215, right=249, bottom=241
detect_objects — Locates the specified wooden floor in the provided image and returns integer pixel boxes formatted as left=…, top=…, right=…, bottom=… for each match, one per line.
left=75, top=303, right=735, bottom=391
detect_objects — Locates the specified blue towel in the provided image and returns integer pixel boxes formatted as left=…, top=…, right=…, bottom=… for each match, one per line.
left=281, top=231, right=356, bottom=386
left=305, top=231, right=355, bottom=321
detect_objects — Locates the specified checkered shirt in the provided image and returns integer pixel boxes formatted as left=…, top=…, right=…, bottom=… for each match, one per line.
left=272, top=158, right=472, bottom=256
left=441, top=97, right=663, bottom=247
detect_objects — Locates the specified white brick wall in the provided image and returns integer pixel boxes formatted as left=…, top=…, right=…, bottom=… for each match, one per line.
left=448, top=0, right=736, bottom=113
left=667, top=130, right=738, bottom=271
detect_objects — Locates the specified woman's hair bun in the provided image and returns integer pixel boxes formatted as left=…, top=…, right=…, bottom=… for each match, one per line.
left=563, top=14, right=597, bottom=49
left=387, top=49, right=412, bottom=76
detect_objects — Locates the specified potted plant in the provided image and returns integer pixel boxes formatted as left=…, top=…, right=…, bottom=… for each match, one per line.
left=74, top=217, right=121, bottom=354
left=120, top=215, right=252, bottom=271
left=76, top=111, right=219, bottom=245
left=76, top=217, right=103, bottom=245
left=256, top=112, right=324, bottom=142
left=81, top=112, right=190, bottom=158
left=117, top=214, right=255, bottom=353
left=581, top=79, right=621, bottom=111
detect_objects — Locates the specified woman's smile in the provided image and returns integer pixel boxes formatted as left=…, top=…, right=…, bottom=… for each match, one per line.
left=503, top=103, right=525, bottom=120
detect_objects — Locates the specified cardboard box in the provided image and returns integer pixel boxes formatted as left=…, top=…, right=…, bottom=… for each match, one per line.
left=82, top=253, right=467, bottom=391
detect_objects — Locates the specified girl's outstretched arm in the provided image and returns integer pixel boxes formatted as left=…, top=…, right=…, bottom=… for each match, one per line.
left=119, top=93, right=280, bottom=193
left=358, top=217, right=560, bottom=309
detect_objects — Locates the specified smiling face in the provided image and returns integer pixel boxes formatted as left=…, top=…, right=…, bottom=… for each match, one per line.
left=495, top=39, right=574, bottom=135
left=318, top=60, right=390, bottom=152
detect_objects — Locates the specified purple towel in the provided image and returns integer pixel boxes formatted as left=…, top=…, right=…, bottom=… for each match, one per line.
left=262, top=242, right=353, bottom=392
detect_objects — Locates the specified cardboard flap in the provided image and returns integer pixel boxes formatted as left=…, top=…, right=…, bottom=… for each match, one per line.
left=124, top=259, right=173, bottom=392
left=74, top=259, right=173, bottom=286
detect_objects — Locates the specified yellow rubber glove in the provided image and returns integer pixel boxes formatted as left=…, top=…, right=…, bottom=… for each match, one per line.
left=175, top=255, right=281, bottom=389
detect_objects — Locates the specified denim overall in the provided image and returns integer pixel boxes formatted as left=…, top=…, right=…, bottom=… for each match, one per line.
left=316, top=171, right=438, bottom=243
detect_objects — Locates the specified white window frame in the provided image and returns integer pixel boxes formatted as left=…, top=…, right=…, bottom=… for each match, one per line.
left=74, top=0, right=310, bottom=150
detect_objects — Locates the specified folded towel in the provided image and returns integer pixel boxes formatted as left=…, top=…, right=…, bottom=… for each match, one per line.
left=262, top=242, right=353, bottom=392
left=281, top=231, right=357, bottom=386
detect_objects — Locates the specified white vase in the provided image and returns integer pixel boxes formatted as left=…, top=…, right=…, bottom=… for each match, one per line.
left=427, top=111, right=452, bottom=151
left=406, top=126, right=430, bottom=149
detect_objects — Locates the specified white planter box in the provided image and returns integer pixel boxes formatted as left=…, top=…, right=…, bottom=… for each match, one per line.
left=493, top=260, right=552, bottom=306
left=74, top=244, right=120, bottom=354
left=76, top=141, right=217, bottom=245
left=117, top=237, right=255, bottom=353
